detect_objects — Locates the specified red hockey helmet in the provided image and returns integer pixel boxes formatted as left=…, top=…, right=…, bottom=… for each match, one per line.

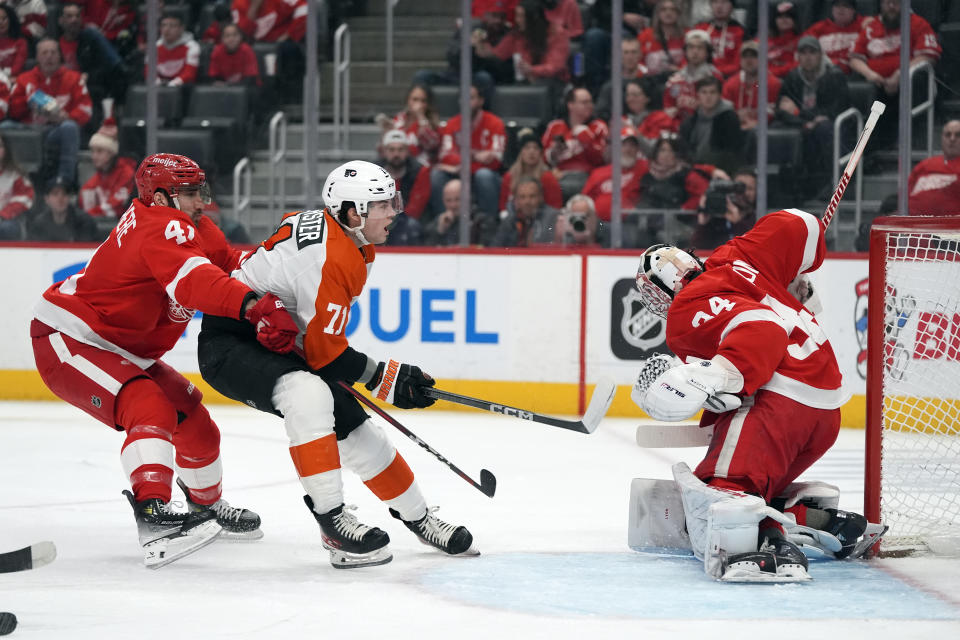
left=135, top=153, right=208, bottom=207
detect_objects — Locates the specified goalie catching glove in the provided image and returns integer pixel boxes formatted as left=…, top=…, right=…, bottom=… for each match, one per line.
left=245, top=293, right=300, bottom=353
left=366, top=359, right=437, bottom=409
left=633, top=355, right=744, bottom=421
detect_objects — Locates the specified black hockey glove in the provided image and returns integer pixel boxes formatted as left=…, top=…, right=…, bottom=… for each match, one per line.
left=365, top=359, right=437, bottom=409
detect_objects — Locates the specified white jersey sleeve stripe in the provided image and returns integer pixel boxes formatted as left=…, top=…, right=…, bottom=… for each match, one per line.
left=165, top=256, right=212, bottom=305
left=48, top=332, right=123, bottom=394
left=784, top=208, right=820, bottom=278
left=719, top=309, right=791, bottom=342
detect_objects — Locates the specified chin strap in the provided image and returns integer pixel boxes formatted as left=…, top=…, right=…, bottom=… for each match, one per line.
left=338, top=210, right=371, bottom=245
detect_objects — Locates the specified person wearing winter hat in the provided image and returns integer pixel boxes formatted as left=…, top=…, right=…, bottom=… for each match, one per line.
left=662, top=28, right=722, bottom=125
left=79, top=118, right=136, bottom=218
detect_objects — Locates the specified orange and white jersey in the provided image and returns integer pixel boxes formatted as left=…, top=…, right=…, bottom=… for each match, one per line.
left=235, top=208, right=374, bottom=370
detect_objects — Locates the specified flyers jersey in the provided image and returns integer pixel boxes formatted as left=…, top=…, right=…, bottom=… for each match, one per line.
left=234, top=209, right=375, bottom=371
left=667, top=208, right=847, bottom=409
left=34, top=199, right=251, bottom=368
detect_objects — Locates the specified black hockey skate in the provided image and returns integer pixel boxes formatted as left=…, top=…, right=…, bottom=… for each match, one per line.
left=123, top=490, right=221, bottom=569
left=176, top=478, right=263, bottom=541
left=390, top=506, right=479, bottom=556
left=823, top=508, right=888, bottom=559
left=721, top=534, right=811, bottom=583
left=304, top=496, right=392, bottom=569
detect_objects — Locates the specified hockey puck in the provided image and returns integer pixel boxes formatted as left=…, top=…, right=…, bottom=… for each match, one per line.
left=0, top=612, right=16, bottom=636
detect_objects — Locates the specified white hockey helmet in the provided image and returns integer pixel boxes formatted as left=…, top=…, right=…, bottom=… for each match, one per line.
left=636, top=244, right=703, bottom=318
left=322, top=160, right=401, bottom=216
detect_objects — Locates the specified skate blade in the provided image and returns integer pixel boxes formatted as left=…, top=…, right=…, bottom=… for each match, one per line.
left=325, top=545, right=393, bottom=569
left=216, top=528, right=264, bottom=542
left=720, top=562, right=812, bottom=584
left=848, top=524, right=888, bottom=559
left=144, top=520, right=222, bottom=569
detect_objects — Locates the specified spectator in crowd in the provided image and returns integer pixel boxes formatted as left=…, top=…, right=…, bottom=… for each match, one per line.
left=769, top=2, right=801, bottom=78
left=479, top=0, right=570, bottom=94
left=79, top=117, right=135, bottom=219
left=84, top=0, right=136, bottom=47
left=583, top=0, right=650, bottom=93
left=8, top=37, right=93, bottom=187
left=545, top=0, right=583, bottom=38
left=376, top=84, right=442, bottom=168
left=201, top=2, right=233, bottom=43
left=0, top=4, right=26, bottom=77
left=908, top=120, right=960, bottom=216
left=663, top=29, right=722, bottom=125
left=637, top=0, right=687, bottom=80
left=776, top=36, right=851, bottom=197
left=622, top=77, right=676, bottom=157
left=678, top=75, right=743, bottom=173
left=230, top=0, right=307, bottom=103
left=596, top=36, right=648, bottom=121
left=0, top=129, right=33, bottom=240
left=377, top=129, right=432, bottom=222
left=638, top=135, right=716, bottom=211
left=0, top=71, right=9, bottom=120
left=803, top=0, right=863, bottom=74
left=431, top=84, right=505, bottom=220
left=202, top=197, right=250, bottom=245
left=581, top=127, right=648, bottom=222
left=693, top=0, right=744, bottom=78
left=207, top=22, right=260, bottom=87
left=555, top=194, right=603, bottom=247
left=543, top=86, right=609, bottom=201
left=490, top=176, right=560, bottom=247
left=59, top=2, right=127, bottom=113
left=499, top=127, right=562, bottom=213
left=6, top=0, right=45, bottom=42
left=148, top=10, right=200, bottom=87
left=26, top=176, right=99, bottom=243
left=690, top=166, right=757, bottom=250
left=413, top=2, right=511, bottom=98
left=848, top=0, right=940, bottom=148
left=422, top=178, right=467, bottom=246
left=722, top=40, right=782, bottom=133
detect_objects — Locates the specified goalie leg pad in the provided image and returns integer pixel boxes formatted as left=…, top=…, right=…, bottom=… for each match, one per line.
left=627, top=478, right=692, bottom=554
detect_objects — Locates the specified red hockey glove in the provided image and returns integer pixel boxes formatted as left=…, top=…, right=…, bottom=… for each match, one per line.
left=245, top=293, right=299, bottom=353
left=365, top=359, right=436, bottom=409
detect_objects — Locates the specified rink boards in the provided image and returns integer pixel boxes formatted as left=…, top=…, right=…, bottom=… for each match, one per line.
left=0, top=245, right=918, bottom=426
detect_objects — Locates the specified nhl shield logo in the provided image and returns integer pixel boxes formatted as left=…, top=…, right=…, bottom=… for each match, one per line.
left=611, top=278, right=668, bottom=359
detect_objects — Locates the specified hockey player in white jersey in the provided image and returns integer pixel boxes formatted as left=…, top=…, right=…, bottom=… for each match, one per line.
left=197, top=160, right=478, bottom=568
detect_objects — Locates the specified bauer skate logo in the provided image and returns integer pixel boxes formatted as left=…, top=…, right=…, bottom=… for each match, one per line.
left=490, top=405, right=534, bottom=420
left=167, top=299, right=197, bottom=323
left=612, top=279, right=668, bottom=359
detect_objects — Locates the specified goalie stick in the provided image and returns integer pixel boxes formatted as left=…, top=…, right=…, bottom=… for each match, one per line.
left=338, top=382, right=497, bottom=498
left=424, top=376, right=616, bottom=435
left=822, top=100, right=885, bottom=229
left=0, top=541, right=56, bottom=574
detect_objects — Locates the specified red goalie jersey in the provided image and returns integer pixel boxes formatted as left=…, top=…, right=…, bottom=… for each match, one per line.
left=666, top=208, right=847, bottom=410
left=34, top=199, right=252, bottom=367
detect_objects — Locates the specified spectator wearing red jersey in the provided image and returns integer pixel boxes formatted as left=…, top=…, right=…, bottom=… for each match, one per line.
left=0, top=130, right=33, bottom=240
left=231, top=0, right=307, bottom=103
left=663, top=29, right=722, bottom=125
left=8, top=0, right=45, bottom=42
left=637, top=0, right=687, bottom=79
left=8, top=37, right=92, bottom=187
left=581, top=127, right=649, bottom=222
left=723, top=40, right=782, bottom=132
left=377, top=129, right=432, bottom=221
left=26, top=176, right=100, bottom=242
left=148, top=11, right=200, bottom=87
left=201, top=3, right=233, bottom=43
left=481, top=0, right=571, bottom=92
left=768, top=2, right=800, bottom=78
left=83, top=0, right=136, bottom=45
left=430, top=84, right=506, bottom=219
left=499, top=128, right=562, bottom=213
left=803, top=0, right=863, bottom=74
left=59, top=2, right=126, bottom=114
left=80, top=118, right=135, bottom=219
left=375, top=84, right=442, bottom=168
left=596, top=37, right=649, bottom=121
left=0, top=5, right=27, bottom=77
left=693, top=0, right=744, bottom=78
left=543, top=87, right=609, bottom=201
left=207, top=23, right=260, bottom=86
left=0, top=70, right=11, bottom=120
left=544, top=0, right=583, bottom=38
left=908, top=120, right=960, bottom=216
left=623, top=77, right=676, bottom=157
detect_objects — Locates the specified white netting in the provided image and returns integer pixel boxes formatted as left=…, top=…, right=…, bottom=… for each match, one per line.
left=880, top=231, right=960, bottom=553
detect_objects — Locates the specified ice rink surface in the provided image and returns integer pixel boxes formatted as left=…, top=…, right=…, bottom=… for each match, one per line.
left=2, top=401, right=959, bottom=639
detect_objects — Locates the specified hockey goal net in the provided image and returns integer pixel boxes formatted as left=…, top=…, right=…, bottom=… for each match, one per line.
left=866, top=216, right=960, bottom=555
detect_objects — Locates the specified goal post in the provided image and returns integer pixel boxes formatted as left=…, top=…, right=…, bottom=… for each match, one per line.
left=866, top=215, right=960, bottom=555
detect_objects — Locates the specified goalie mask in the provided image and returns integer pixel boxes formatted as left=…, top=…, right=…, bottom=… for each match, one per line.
left=322, top=160, right=403, bottom=245
left=636, top=244, right=703, bottom=318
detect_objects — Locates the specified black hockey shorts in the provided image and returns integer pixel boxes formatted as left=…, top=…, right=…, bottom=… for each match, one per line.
left=197, top=314, right=368, bottom=439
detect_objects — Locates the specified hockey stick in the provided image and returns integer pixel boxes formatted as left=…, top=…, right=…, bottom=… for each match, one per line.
left=424, top=376, right=617, bottom=435
left=337, top=382, right=496, bottom=498
left=0, top=541, right=56, bottom=574
left=822, top=100, right=886, bottom=229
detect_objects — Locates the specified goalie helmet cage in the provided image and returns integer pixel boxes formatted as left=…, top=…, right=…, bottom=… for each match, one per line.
left=866, top=215, right=960, bottom=555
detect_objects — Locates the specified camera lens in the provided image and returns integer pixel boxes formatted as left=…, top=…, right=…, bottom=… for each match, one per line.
left=571, top=216, right=586, bottom=232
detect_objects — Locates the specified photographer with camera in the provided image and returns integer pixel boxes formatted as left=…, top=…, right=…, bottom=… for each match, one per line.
left=554, top=194, right=603, bottom=248
left=690, top=168, right=757, bottom=250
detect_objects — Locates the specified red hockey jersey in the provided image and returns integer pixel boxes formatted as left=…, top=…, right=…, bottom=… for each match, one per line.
left=0, top=168, right=34, bottom=220
left=541, top=118, right=609, bottom=173
left=9, top=66, right=93, bottom=126
left=637, top=29, right=684, bottom=76
left=33, top=199, right=253, bottom=367
left=722, top=71, right=781, bottom=122
left=581, top=160, right=648, bottom=221
left=84, top=0, right=136, bottom=42
left=667, top=208, right=847, bottom=409
left=438, top=111, right=506, bottom=172
left=390, top=112, right=442, bottom=167
left=207, top=42, right=260, bottom=85
left=851, top=13, right=941, bottom=77
left=803, top=16, right=864, bottom=74
left=150, top=34, right=200, bottom=86
left=79, top=156, right=136, bottom=219
left=232, top=0, right=307, bottom=43
left=694, top=20, right=745, bottom=77
left=0, top=36, right=27, bottom=76
left=908, top=155, right=960, bottom=216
